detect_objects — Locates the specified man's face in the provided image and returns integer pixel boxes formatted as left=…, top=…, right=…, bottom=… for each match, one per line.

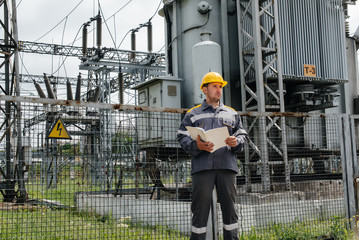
left=203, top=82, right=223, bottom=102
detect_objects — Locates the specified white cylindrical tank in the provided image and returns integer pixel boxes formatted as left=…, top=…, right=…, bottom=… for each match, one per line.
left=161, top=0, right=224, bottom=108
left=192, top=32, right=222, bottom=105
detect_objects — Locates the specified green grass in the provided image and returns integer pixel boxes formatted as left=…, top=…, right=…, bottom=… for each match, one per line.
left=0, top=208, right=189, bottom=239
left=237, top=217, right=354, bottom=240
left=25, top=167, right=149, bottom=207
left=0, top=168, right=355, bottom=239
left=0, top=207, right=354, bottom=239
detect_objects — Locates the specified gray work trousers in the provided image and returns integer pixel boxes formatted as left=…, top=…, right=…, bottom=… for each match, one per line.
left=190, top=170, right=239, bottom=240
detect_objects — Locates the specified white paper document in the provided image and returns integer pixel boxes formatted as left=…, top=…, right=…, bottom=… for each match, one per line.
left=186, top=126, right=230, bottom=153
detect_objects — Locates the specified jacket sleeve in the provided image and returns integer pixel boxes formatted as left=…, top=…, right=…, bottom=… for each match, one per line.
left=177, top=113, right=201, bottom=157
left=232, top=114, right=248, bottom=152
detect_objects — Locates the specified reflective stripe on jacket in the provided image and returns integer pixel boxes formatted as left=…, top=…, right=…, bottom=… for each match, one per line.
left=177, top=100, right=248, bottom=174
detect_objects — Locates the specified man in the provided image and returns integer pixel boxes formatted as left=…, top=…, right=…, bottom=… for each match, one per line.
left=177, top=72, right=248, bottom=240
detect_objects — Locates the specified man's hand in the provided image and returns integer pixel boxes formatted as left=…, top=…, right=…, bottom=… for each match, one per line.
left=225, top=136, right=238, bottom=148
left=196, top=135, right=214, bottom=152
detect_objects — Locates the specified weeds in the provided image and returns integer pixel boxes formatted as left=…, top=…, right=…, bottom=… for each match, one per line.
left=0, top=208, right=354, bottom=239
left=0, top=171, right=354, bottom=239
left=237, top=217, right=354, bottom=240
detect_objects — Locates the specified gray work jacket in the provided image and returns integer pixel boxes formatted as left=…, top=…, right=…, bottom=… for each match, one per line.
left=177, top=100, right=248, bottom=174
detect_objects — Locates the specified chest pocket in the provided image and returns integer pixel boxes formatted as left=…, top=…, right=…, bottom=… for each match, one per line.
left=222, top=118, right=235, bottom=134
left=194, top=121, right=205, bottom=128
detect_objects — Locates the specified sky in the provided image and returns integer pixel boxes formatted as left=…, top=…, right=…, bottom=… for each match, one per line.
left=10, top=0, right=359, bottom=101
left=348, top=3, right=359, bottom=35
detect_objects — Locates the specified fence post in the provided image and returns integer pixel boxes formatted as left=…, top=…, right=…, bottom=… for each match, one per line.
left=350, top=116, right=359, bottom=225
left=206, top=188, right=219, bottom=240
left=340, top=115, right=356, bottom=227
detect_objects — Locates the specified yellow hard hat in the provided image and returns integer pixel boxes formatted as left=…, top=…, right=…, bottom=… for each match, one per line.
left=200, top=72, right=228, bottom=90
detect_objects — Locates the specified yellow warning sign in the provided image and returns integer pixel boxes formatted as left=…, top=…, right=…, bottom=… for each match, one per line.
left=47, top=117, right=72, bottom=140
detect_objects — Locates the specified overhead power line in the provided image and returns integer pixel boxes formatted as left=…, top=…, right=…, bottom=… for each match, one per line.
left=72, top=0, right=133, bottom=46
left=33, top=0, right=85, bottom=43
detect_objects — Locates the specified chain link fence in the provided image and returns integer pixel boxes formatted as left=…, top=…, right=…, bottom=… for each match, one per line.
left=0, top=96, right=355, bottom=239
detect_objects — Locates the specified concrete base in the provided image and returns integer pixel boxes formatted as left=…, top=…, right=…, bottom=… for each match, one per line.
left=75, top=192, right=344, bottom=235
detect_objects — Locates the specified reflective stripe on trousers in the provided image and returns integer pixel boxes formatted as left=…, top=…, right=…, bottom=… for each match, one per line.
left=223, top=222, right=238, bottom=231
left=192, top=225, right=207, bottom=234
left=191, top=170, right=239, bottom=240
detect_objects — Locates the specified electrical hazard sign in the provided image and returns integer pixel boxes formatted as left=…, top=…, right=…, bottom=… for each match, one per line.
left=47, top=117, right=72, bottom=140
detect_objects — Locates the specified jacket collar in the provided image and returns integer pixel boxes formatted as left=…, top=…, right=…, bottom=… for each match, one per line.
left=201, top=99, right=224, bottom=111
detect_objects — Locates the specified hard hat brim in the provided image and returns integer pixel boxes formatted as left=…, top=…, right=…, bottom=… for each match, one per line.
left=200, top=80, right=228, bottom=90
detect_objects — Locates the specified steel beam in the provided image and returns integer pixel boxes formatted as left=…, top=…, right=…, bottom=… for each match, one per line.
left=238, top=0, right=289, bottom=193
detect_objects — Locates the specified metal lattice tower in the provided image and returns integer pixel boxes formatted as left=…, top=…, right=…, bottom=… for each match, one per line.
left=0, top=0, right=28, bottom=202
left=237, top=0, right=290, bottom=193
left=0, top=40, right=166, bottom=97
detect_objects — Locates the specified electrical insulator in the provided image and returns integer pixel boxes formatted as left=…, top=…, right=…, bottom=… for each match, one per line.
left=66, top=79, right=73, bottom=101
left=75, top=73, right=82, bottom=101
left=82, top=25, right=88, bottom=58
left=147, top=22, right=153, bottom=52
left=91, top=87, right=100, bottom=102
left=130, top=31, right=136, bottom=61
left=44, top=74, right=55, bottom=99
left=119, top=72, right=124, bottom=104
left=33, top=80, right=46, bottom=99
left=96, top=15, right=102, bottom=49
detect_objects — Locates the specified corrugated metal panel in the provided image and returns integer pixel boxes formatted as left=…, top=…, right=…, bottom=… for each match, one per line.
left=278, top=0, right=323, bottom=79
left=317, top=0, right=347, bottom=81
left=241, top=0, right=347, bottom=81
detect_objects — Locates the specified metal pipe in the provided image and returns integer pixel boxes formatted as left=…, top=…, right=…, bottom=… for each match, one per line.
left=163, top=4, right=173, bottom=75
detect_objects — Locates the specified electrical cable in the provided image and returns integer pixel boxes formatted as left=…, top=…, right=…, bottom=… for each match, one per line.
left=16, top=1, right=82, bottom=96
left=16, top=0, right=23, bottom=8
left=168, top=11, right=211, bottom=48
left=33, top=0, right=84, bottom=43
left=98, top=2, right=117, bottom=49
left=51, top=24, right=83, bottom=75
left=18, top=53, right=45, bottom=96
left=117, top=0, right=162, bottom=50
left=117, top=30, right=131, bottom=49
left=113, top=15, right=117, bottom=45
left=97, top=0, right=163, bottom=105
left=72, top=0, right=132, bottom=46
left=149, top=0, right=162, bottom=22
left=97, top=0, right=124, bottom=105
left=18, top=53, right=34, bottom=81
left=106, top=0, right=133, bottom=22
left=57, top=16, right=69, bottom=79
left=156, top=44, right=165, bottom=53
